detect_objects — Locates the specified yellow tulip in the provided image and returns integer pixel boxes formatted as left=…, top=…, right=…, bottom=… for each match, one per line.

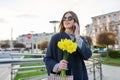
left=57, top=38, right=78, bottom=77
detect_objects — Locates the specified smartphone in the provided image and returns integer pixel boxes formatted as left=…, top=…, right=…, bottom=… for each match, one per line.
left=72, top=25, right=76, bottom=33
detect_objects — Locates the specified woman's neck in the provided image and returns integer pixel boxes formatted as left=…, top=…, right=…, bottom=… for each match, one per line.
left=65, top=29, right=73, bottom=34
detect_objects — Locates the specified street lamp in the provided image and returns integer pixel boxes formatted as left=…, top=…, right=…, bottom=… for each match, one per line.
left=10, top=27, right=13, bottom=49
left=30, top=31, right=34, bottom=54
left=10, top=27, right=13, bottom=80
left=49, top=20, right=60, bottom=34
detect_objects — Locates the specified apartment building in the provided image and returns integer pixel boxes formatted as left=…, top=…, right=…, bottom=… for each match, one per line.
left=91, top=10, right=120, bottom=48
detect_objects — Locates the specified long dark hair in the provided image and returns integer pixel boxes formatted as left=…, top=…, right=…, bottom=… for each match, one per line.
left=58, top=11, right=80, bottom=33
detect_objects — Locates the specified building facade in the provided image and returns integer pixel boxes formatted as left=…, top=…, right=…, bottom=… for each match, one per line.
left=91, top=10, right=120, bottom=48
left=16, top=32, right=53, bottom=48
left=84, top=24, right=94, bottom=37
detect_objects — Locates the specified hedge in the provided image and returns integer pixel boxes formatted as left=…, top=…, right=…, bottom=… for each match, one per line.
left=108, top=50, right=120, bottom=58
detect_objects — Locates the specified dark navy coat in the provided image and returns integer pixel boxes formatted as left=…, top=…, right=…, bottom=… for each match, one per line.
left=43, top=32, right=92, bottom=80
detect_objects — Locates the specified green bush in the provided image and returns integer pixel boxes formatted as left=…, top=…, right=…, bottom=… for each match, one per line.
left=108, top=50, right=120, bottom=58
left=42, top=50, right=46, bottom=54
left=93, top=50, right=99, bottom=53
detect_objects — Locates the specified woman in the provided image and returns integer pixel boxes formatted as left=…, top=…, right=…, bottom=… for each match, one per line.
left=44, top=11, right=92, bottom=80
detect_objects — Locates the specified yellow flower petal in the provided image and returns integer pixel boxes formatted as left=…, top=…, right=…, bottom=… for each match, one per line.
left=57, top=39, right=77, bottom=54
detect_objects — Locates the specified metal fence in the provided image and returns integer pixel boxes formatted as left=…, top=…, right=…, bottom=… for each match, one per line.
left=0, top=53, right=102, bottom=80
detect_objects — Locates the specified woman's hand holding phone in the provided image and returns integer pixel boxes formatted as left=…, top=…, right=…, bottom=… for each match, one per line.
left=73, top=22, right=80, bottom=38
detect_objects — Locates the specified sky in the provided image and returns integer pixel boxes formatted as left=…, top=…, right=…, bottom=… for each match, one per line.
left=0, top=0, right=120, bottom=40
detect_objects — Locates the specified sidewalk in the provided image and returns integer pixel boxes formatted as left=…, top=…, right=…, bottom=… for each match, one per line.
left=88, top=64, right=120, bottom=80
left=0, top=64, right=11, bottom=80
left=102, top=64, right=120, bottom=80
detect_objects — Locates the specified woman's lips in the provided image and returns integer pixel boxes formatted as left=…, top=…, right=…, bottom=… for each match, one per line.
left=65, top=22, right=70, bottom=25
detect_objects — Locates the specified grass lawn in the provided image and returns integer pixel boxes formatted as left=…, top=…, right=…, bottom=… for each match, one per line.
left=13, top=55, right=47, bottom=80
left=13, top=62, right=47, bottom=80
left=14, top=71, right=47, bottom=80
left=101, top=57, right=120, bottom=66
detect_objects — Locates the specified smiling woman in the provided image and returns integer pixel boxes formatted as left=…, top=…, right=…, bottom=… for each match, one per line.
left=44, top=11, right=92, bottom=80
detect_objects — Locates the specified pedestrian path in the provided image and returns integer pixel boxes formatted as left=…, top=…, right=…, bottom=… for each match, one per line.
left=0, top=64, right=11, bottom=80
left=102, top=64, right=120, bottom=80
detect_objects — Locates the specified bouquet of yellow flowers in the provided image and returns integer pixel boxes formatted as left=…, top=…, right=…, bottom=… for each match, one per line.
left=57, top=38, right=78, bottom=77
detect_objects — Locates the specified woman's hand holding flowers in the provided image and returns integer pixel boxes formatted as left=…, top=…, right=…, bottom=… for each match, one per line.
left=58, top=60, right=68, bottom=71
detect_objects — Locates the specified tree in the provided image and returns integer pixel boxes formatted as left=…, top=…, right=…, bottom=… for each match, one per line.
left=83, top=36, right=93, bottom=48
left=1, top=44, right=10, bottom=48
left=96, top=32, right=117, bottom=50
left=14, top=43, right=26, bottom=48
left=39, top=40, right=48, bottom=50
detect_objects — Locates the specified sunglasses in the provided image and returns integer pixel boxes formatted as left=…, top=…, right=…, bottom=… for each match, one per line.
left=62, top=16, right=74, bottom=21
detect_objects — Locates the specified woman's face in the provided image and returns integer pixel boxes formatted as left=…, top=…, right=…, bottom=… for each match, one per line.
left=63, top=13, right=75, bottom=29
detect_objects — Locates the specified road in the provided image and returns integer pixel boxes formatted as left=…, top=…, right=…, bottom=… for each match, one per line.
left=0, top=53, right=11, bottom=58
left=0, top=52, right=24, bottom=80
left=0, top=64, right=11, bottom=80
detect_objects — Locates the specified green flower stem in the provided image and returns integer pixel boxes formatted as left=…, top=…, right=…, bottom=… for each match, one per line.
left=60, top=51, right=69, bottom=77
left=63, top=51, right=69, bottom=60
left=60, top=70, right=66, bottom=77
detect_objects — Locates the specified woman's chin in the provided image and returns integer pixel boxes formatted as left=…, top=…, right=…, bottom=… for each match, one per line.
left=65, top=26, right=72, bottom=28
